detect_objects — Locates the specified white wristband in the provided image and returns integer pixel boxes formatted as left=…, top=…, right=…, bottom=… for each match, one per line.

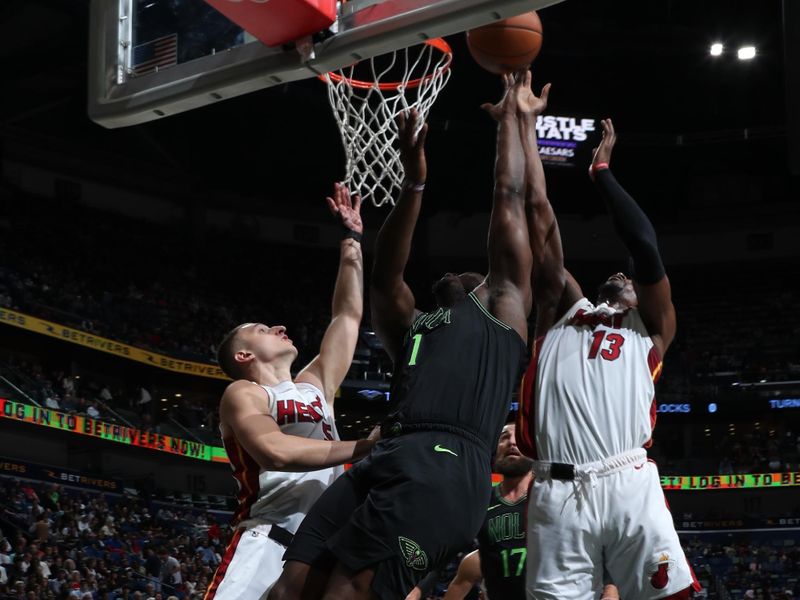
left=403, top=180, right=425, bottom=193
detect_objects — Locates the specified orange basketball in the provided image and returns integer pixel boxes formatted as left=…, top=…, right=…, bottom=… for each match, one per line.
left=466, top=12, right=543, bottom=75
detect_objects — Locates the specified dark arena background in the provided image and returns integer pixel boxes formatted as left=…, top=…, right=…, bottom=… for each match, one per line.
left=1, top=0, right=799, bottom=598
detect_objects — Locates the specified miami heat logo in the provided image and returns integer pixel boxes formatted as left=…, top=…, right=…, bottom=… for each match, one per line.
left=647, top=553, right=675, bottom=590
left=276, top=396, right=326, bottom=425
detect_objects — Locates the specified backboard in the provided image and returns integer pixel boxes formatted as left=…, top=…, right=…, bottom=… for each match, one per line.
left=88, top=0, right=565, bottom=128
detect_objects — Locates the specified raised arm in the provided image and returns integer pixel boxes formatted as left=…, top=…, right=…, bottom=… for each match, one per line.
left=220, top=381, right=373, bottom=471
left=297, top=183, right=364, bottom=401
left=516, top=72, right=582, bottom=333
left=590, top=119, right=676, bottom=355
left=479, top=73, right=533, bottom=343
left=370, top=110, right=427, bottom=362
left=442, top=550, right=482, bottom=600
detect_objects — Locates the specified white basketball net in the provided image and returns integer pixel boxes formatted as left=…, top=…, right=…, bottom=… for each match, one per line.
left=322, top=40, right=452, bottom=207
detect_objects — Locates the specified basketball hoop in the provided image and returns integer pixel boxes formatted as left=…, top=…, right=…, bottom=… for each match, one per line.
left=320, top=38, right=452, bottom=207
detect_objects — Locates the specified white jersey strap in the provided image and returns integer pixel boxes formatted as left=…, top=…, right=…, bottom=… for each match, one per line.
left=552, top=297, right=593, bottom=329
left=252, top=381, right=275, bottom=414
left=294, top=381, right=326, bottom=403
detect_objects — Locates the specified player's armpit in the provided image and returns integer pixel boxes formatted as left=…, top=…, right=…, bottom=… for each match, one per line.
left=369, top=280, right=417, bottom=363
left=481, top=280, right=529, bottom=343
left=533, top=265, right=583, bottom=335
left=633, top=275, right=676, bottom=356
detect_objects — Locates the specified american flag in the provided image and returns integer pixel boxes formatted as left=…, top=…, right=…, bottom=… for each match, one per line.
left=132, top=34, right=178, bottom=77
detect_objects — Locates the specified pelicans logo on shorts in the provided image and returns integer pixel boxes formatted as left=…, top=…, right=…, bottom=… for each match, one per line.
left=398, top=536, right=428, bottom=571
left=646, top=553, right=675, bottom=589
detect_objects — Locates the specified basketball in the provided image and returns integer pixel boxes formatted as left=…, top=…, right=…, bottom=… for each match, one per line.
left=466, top=12, right=543, bottom=75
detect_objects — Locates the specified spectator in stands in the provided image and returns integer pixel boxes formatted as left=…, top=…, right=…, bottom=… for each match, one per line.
left=0, top=540, right=11, bottom=567
left=43, top=486, right=59, bottom=511
left=48, top=568, right=66, bottom=594
left=61, top=394, right=78, bottom=413
left=158, top=548, right=181, bottom=589
left=76, top=513, right=90, bottom=535
left=99, top=517, right=115, bottom=537
left=143, top=547, right=161, bottom=590
left=137, top=387, right=152, bottom=408
left=16, top=553, right=30, bottom=575
left=31, top=516, right=49, bottom=544
left=12, top=579, right=25, bottom=598
left=62, top=374, right=75, bottom=396
left=194, top=540, right=217, bottom=567
left=0, top=475, right=248, bottom=598
left=86, top=402, right=101, bottom=419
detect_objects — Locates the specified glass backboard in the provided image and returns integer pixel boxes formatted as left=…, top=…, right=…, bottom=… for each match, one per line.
left=89, top=0, right=565, bottom=128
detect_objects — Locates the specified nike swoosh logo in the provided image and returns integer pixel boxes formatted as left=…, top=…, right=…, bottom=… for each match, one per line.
left=487, top=504, right=502, bottom=512
left=433, top=444, right=458, bottom=456
left=634, top=464, right=644, bottom=470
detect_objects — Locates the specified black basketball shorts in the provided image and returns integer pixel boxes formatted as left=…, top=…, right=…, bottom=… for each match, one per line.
left=283, top=431, right=492, bottom=599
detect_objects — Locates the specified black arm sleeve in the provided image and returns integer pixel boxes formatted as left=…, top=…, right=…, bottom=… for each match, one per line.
left=594, top=168, right=665, bottom=285
left=415, top=569, right=441, bottom=596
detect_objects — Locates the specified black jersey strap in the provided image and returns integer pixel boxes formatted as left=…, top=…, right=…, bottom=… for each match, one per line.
left=468, top=292, right=513, bottom=330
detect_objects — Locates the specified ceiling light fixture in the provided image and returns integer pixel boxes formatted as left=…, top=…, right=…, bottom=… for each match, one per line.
left=737, top=46, right=756, bottom=60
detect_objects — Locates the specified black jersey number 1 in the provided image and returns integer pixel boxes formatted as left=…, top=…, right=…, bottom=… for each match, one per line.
left=408, top=333, right=423, bottom=366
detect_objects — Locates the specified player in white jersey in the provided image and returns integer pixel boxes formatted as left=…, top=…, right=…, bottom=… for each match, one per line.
left=512, top=73, right=700, bottom=600
left=204, top=183, right=375, bottom=600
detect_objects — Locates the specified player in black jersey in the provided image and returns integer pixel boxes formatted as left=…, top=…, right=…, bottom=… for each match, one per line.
left=408, top=423, right=533, bottom=600
left=270, top=76, right=535, bottom=600
left=474, top=423, right=532, bottom=600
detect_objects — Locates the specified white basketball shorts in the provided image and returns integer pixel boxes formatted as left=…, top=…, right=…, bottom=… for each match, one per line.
left=204, top=523, right=286, bottom=600
left=525, top=449, right=700, bottom=600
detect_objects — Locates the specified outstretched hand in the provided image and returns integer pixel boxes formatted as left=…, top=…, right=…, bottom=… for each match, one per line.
left=590, top=118, right=617, bottom=170
left=481, top=72, right=516, bottom=121
left=326, top=182, right=363, bottom=234
left=397, top=109, right=428, bottom=185
left=515, top=70, right=550, bottom=116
